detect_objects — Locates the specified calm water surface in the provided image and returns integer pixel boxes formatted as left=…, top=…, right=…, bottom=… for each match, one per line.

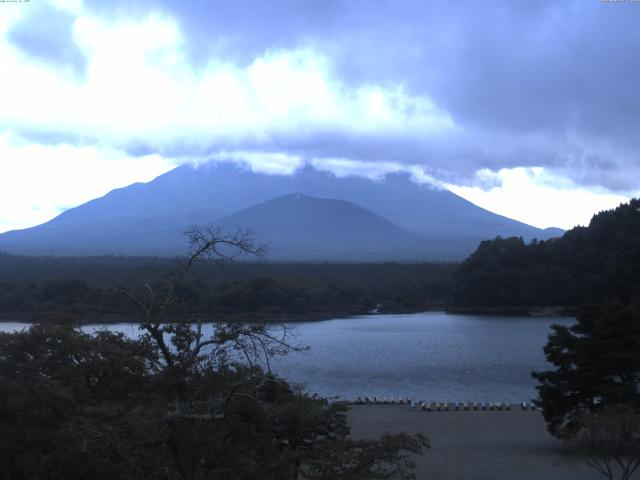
left=1, top=312, right=575, bottom=403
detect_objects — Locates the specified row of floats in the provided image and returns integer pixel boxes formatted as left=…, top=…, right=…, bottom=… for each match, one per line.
left=414, top=401, right=528, bottom=411
left=348, top=397, right=538, bottom=411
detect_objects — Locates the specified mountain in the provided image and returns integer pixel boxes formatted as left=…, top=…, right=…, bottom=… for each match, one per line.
left=0, top=162, right=563, bottom=259
left=0, top=208, right=223, bottom=257
left=213, top=193, right=478, bottom=260
left=542, top=227, right=565, bottom=237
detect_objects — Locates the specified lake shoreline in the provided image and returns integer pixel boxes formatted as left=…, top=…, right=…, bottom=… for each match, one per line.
left=0, top=304, right=577, bottom=325
left=0, top=309, right=368, bottom=325
left=445, top=305, right=578, bottom=317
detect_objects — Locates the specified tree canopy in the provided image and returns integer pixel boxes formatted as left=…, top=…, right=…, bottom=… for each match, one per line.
left=450, top=199, right=640, bottom=309
left=0, top=253, right=454, bottom=322
left=532, top=301, right=640, bottom=437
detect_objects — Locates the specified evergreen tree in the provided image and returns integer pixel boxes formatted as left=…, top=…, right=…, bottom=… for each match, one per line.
left=532, top=302, right=640, bottom=436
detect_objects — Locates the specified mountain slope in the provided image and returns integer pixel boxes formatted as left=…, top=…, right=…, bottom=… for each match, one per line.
left=0, top=209, right=222, bottom=256
left=212, top=193, right=477, bottom=260
left=0, top=162, right=563, bottom=258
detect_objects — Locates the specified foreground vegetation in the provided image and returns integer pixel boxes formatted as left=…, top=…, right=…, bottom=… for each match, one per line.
left=0, top=323, right=427, bottom=480
left=0, top=228, right=427, bottom=479
left=532, top=300, right=640, bottom=480
left=533, top=302, right=640, bottom=436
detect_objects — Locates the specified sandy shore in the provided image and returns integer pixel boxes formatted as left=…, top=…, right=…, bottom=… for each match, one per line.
left=348, top=405, right=602, bottom=480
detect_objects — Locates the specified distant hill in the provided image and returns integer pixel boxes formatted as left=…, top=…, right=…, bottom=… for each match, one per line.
left=449, top=199, right=640, bottom=308
left=213, top=193, right=479, bottom=260
left=0, top=162, right=563, bottom=259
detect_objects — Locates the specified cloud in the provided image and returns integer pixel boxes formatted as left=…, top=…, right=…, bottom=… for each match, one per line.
left=7, top=1, right=86, bottom=76
left=208, top=150, right=303, bottom=175
left=0, top=132, right=175, bottom=233
left=0, top=8, right=454, bottom=160
left=0, top=0, right=639, bottom=232
left=4, top=0, right=637, bottom=192
left=446, top=167, right=631, bottom=230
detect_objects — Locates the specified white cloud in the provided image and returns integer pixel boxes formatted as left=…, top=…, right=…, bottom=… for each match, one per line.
left=310, top=157, right=402, bottom=180
left=209, top=150, right=303, bottom=175
left=0, top=5, right=454, bottom=152
left=0, top=1, right=462, bottom=231
left=0, top=0, right=636, bottom=234
left=0, top=132, right=175, bottom=233
left=447, top=167, right=634, bottom=230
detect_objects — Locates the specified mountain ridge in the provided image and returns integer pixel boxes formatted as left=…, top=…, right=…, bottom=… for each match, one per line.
left=0, top=162, right=564, bottom=259
left=212, top=193, right=480, bottom=260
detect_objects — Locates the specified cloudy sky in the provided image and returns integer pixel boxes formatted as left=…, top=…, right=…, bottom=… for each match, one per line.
left=1, top=0, right=638, bottom=233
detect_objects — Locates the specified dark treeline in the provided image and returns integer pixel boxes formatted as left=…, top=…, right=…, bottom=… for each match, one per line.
left=450, top=199, right=640, bottom=310
left=0, top=254, right=455, bottom=322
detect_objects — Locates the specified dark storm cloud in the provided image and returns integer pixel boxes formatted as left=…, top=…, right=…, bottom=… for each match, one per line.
left=423, top=3, right=640, bottom=142
left=8, top=2, right=86, bottom=76
left=81, top=0, right=640, bottom=131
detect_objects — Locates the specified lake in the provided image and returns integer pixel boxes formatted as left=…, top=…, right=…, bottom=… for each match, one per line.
left=0, top=312, right=574, bottom=403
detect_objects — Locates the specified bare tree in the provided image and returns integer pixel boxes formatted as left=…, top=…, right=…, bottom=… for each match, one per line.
left=563, top=406, right=640, bottom=480
left=117, top=226, right=301, bottom=382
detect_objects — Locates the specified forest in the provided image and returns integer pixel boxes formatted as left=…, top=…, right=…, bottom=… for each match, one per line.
left=0, top=251, right=454, bottom=323
left=449, top=199, right=640, bottom=310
